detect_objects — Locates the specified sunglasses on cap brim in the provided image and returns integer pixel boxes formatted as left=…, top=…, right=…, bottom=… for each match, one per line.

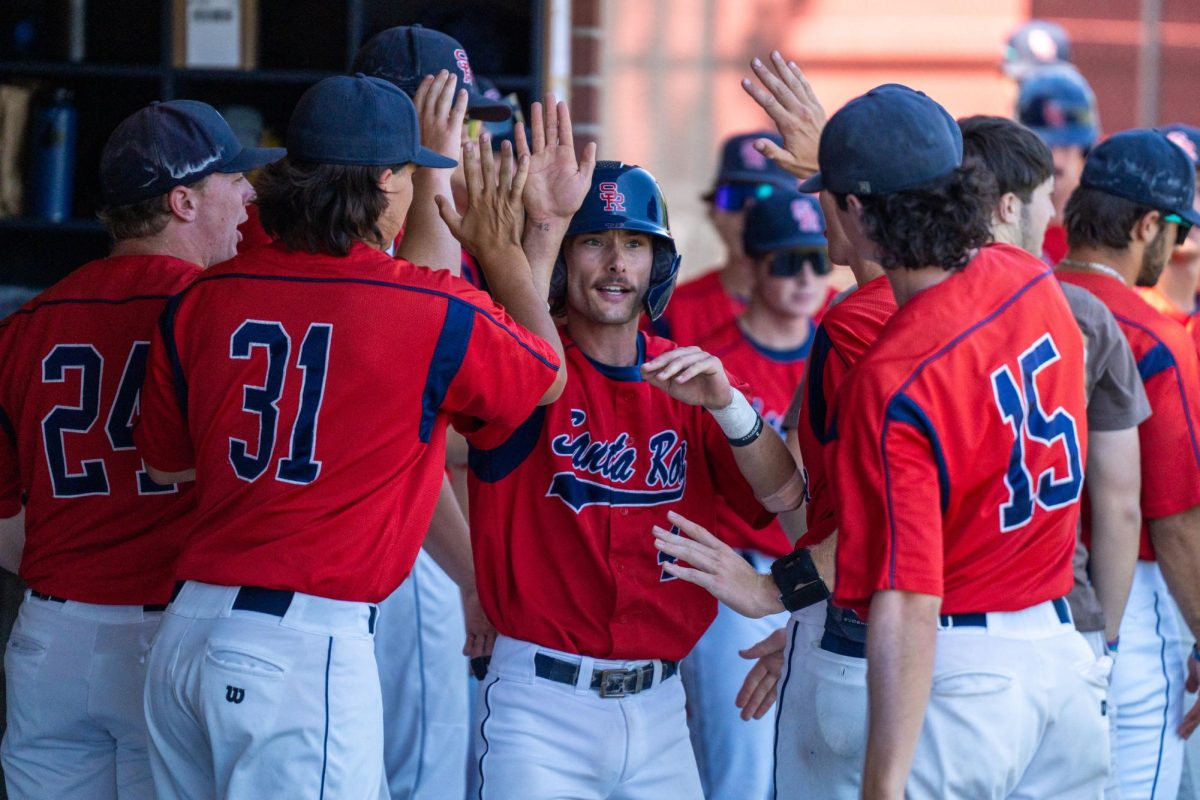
left=1162, top=212, right=1194, bottom=247
left=713, top=182, right=777, bottom=211
left=767, top=249, right=830, bottom=277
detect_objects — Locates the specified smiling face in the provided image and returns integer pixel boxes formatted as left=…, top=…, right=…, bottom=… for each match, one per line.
left=563, top=229, right=655, bottom=326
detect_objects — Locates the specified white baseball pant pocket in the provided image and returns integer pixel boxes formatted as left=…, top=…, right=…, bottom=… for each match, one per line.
left=3, top=595, right=158, bottom=800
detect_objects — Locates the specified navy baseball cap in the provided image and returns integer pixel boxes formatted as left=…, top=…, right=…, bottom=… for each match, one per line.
left=287, top=74, right=457, bottom=168
left=1017, top=64, right=1099, bottom=149
left=708, top=131, right=794, bottom=189
left=798, top=84, right=962, bottom=195
left=100, top=100, right=284, bottom=207
left=1158, top=124, right=1200, bottom=165
left=352, top=25, right=511, bottom=122
left=1080, top=129, right=1200, bottom=227
left=743, top=190, right=826, bottom=256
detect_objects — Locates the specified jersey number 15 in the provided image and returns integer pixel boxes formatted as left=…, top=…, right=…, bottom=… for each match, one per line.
left=229, top=320, right=332, bottom=485
left=991, top=333, right=1083, bottom=532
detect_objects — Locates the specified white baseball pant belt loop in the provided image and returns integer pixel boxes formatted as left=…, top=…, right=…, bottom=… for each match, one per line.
left=166, top=580, right=378, bottom=637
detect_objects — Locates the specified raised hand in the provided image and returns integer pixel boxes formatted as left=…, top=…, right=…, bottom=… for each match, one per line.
left=642, top=347, right=735, bottom=410
left=736, top=627, right=788, bottom=720
left=740, top=51, right=826, bottom=179
left=652, top=510, right=783, bottom=619
left=436, top=136, right=530, bottom=259
left=413, top=70, right=469, bottom=162
left=516, top=95, right=598, bottom=226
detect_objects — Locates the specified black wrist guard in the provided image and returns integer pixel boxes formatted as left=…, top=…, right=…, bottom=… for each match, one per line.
left=770, top=548, right=830, bottom=612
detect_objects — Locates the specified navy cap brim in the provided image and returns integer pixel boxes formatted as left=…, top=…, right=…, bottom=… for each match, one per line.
left=412, top=146, right=457, bottom=169
left=797, top=173, right=824, bottom=193
left=716, top=170, right=795, bottom=188
left=221, top=145, right=287, bottom=174
left=1181, top=206, right=1200, bottom=228
left=467, top=95, right=512, bottom=122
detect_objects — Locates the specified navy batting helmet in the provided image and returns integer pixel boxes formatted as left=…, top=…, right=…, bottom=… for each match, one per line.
left=551, top=161, right=681, bottom=321
left=1003, top=20, right=1071, bottom=80
left=1017, top=64, right=1099, bottom=150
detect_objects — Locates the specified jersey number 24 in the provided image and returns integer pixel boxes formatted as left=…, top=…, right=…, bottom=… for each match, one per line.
left=40, top=342, right=175, bottom=498
left=229, top=320, right=331, bottom=485
left=991, top=333, right=1083, bottom=532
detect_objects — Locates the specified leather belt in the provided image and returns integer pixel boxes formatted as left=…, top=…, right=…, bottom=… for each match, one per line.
left=31, top=589, right=167, bottom=612
left=533, top=652, right=678, bottom=698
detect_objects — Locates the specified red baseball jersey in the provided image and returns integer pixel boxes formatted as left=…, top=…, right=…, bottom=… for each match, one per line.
left=1060, top=271, right=1200, bottom=559
left=832, top=245, right=1087, bottom=618
left=1042, top=224, right=1068, bottom=265
left=1138, top=285, right=1200, bottom=357
left=795, top=274, right=898, bottom=549
left=651, top=270, right=745, bottom=345
left=699, top=319, right=812, bottom=557
left=0, top=256, right=200, bottom=604
left=467, top=328, right=771, bottom=661
left=135, top=241, right=560, bottom=603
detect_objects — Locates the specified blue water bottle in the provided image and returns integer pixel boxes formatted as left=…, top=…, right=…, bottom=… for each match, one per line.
left=30, top=89, right=77, bottom=222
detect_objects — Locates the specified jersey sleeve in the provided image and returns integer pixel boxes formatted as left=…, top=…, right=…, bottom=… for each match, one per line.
left=1136, top=334, right=1200, bottom=520
left=0, top=405, right=20, bottom=518
left=700, top=381, right=773, bottom=530
left=133, top=304, right=195, bottom=472
left=441, top=296, right=560, bottom=451
left=831, top=376, right=945, bottom=618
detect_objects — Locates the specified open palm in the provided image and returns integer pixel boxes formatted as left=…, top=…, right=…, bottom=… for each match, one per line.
left=517, top=96, right=598, bottom=223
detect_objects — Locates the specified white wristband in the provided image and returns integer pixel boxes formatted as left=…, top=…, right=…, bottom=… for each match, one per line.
left=708, top=390, right=759, bottom=440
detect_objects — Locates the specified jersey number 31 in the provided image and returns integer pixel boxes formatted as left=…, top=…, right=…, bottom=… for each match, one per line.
left=229, top=320, right=332, bottom=485
left=991, top=333, right=1083, bottom=532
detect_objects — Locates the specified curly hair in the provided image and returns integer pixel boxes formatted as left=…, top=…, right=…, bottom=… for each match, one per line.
left=834, top=164, right=996, bottom=271
left=255, top=158, right=403, bottom=256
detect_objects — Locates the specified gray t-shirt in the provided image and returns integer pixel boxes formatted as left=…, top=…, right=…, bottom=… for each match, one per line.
left=1061, top=282, right=1152, bottom=632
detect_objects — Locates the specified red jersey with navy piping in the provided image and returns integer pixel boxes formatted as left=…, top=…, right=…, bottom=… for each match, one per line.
left=795, top=274, right=898, bottom=550
left=135, top=241, right=560, bottom=603
left=467, top=327, right=771, bottom=661
left=651, top=270, right=746, bottom=345
left=699, top=319, right=812, bottom=557
left=832, top=245, right=1087, bottom=619
left=0, top=256, right=200, bottom=604
left=1060, top=271, right=1200, bottom=560
left=1138, top=285, right=1200, bottom=358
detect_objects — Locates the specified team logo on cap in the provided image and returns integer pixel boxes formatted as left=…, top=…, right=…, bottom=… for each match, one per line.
left=740, top=138, right=768, bottom=170
left=1042, top=100, right=1066, bottom=129
left=599, top=182, right=626, bottom=212
left=453, top=48, right=474, bottom=85
left=791, top=199, right=822, bottom=234
left=1167, top=130, right=1199, bottom=163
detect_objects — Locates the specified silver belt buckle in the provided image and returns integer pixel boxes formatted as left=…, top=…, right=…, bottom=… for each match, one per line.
left=599, top=668, right=630, bottom=698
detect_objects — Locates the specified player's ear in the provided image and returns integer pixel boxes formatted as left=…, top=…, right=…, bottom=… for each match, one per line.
left=1131, top=210, right=1161, bottom=245
left=996, top=192, right=1020, bottom=225
left=166, top=184, right=199, bottom=223
left=376, top=167, right=395, bottom=190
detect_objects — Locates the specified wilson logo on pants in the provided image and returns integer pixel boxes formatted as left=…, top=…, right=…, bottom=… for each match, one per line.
left=225, top=685, right=245, bottom=704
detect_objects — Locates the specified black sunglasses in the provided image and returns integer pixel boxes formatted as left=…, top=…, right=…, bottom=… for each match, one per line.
left=767, top=249, right=830, bottom=277
left=1163, top=212, right=1194, bottom=246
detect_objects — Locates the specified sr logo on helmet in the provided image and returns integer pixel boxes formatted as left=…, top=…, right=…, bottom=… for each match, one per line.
left=599, top=182, right=626, bottom=213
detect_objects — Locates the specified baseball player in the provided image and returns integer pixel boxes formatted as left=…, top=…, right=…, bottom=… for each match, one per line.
left=0, top=100, right=282, bottom=799
left=681, top=188, right=829, bottom=800
left=1140, top=124, right=1200, bottom=356
left=464, top=160, right=804, bottom=800
left=352, top=26, right=507, bottom=799
left=961, top=114, right=1150, bottom=799
left=1017, top=63, right=1100, bottom=264
left=136, top=74, right=565, bottom=799
left=818, top=83, right=1106, bottom=798
left=651, top=131, right=802, bottom=344
left=1057, top=129, right=1200, bottom=800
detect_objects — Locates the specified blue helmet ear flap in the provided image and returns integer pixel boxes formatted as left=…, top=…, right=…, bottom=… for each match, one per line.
left=643, top=248, right=681, bottom=321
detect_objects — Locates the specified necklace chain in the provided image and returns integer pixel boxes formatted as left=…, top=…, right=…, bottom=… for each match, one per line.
left=1059, top=258, right=1126, bottom=284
